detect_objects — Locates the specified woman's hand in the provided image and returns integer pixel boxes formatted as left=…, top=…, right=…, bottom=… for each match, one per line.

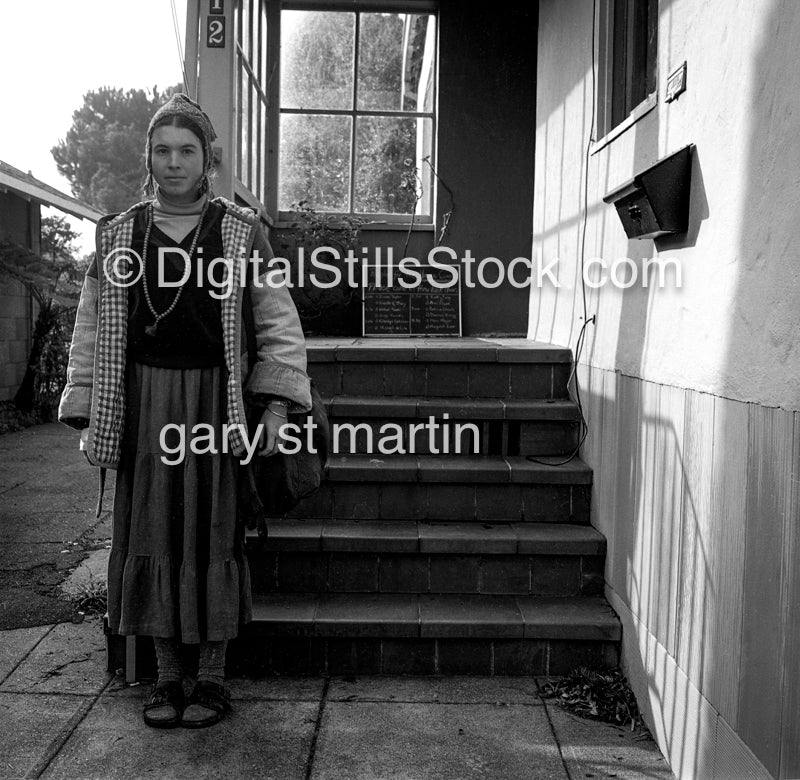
left=256, top=404, right=289, bottom=456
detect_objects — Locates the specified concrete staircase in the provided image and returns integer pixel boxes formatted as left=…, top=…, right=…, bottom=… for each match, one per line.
left=233, top=338, right=620, bottom=676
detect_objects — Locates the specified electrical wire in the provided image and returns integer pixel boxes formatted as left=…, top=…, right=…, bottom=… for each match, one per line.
left=526, top=0, right=597, bottom=468
left=170, top=0, right=190, bottom=94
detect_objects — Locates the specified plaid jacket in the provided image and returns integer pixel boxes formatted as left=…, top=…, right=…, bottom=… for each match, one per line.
left=58, top=196, right=311, bottom=469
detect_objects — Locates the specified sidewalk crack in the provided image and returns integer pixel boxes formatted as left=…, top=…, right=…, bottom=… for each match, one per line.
left=39, top=654, right=93, bottom=682
left=0, top=625, right=57, bottom=687
left=303, top=676, right=330, bottom=780
left=541, top=695, right=574, bottom=780
left=0, top=480, right=27, bottom=496
left=23, top=675, right=113, bottom=779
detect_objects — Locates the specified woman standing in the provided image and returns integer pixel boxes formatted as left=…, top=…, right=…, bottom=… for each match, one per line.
left=59, top=94, right=311, bottom=729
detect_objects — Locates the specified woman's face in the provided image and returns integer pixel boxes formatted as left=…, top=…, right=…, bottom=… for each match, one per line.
left=150, top=124, right=205, bottom=204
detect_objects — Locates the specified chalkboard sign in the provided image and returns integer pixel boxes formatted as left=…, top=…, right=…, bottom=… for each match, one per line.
left=362, top=264, right=461, bottom=337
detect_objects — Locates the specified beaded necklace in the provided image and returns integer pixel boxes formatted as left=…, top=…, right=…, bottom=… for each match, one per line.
left=140, top=199, right=209, bottom=337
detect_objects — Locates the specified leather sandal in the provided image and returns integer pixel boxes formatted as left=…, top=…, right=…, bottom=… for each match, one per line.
left=181, top=681, right=231, bottom=729
left=142, top=680, right=184, bottom=729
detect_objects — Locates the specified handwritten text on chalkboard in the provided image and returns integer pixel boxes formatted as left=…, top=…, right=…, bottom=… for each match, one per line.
left=362, top=264, right=461, bottom=336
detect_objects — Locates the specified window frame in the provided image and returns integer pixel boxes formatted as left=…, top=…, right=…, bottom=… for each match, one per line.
left=593, top=0, right=658, bottom=151
left=235, top=0, right=270, bottom=210
left=267, top=1, right=439, bottom=225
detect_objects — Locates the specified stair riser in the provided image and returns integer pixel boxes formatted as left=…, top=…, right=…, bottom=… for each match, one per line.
left=326, top=419, right=578, bottom=457
left=107, top=634, right=619, bottom=677
left=286, top=483, right=591, bottom=523
left=247, top=551, right=605, bottom=597
left=227, top=636, right=619, bottom=676
left=310, top=361, right=571, bottom=399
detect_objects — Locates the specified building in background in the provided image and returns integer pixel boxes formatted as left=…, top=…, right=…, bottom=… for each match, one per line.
left=0, top=161, right=101, bottom=401
left=185, top=2, right=800, bottom=776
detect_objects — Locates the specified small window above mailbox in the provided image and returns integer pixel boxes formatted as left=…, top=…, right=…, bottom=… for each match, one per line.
left=603, top=144, right=694, bottom=239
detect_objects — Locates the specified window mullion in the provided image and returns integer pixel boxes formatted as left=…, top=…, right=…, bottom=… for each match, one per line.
left=349, top=11, right=360, bottom=214
left=429, top=14, right=439, bottom=222
left=266, top=1, right=281, bottom=217
left=280, top=107, right=433, bottom=119
left=428, top=113, right=436, bottom=221
left=236, top=46, right=270, bottom=106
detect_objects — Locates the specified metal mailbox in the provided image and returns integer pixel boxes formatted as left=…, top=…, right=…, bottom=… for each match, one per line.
left=603, top=144, right=694, bottom=239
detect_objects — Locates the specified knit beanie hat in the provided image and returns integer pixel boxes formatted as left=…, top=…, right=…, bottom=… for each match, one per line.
left=144, top=94, right=217, bottom=194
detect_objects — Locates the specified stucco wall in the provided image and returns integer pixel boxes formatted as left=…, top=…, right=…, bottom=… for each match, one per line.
left=531, top=1, right=800, bottom=777
left=530, top=0, right=800, bottom=413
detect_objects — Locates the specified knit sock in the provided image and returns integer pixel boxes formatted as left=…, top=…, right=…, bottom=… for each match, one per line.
left=197, top=639, right=227, bottom=687
left=153, top=637, right=183, bottom=686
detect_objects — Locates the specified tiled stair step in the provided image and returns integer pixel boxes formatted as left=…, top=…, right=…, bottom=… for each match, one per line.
left=326, top=396, right=580, bottom=420
left=307, top=338, right=572, bottom=363
left=323, top=397, right=580, bottom=456
left=249, top=593, right=619, bottom=640
left=308, top=338, right=572, bottom=400
left=246, top=522, right=606, bottom=596
left=225, top=594, right=620, bottom=675
left=250, top=520, right=605, bottom=554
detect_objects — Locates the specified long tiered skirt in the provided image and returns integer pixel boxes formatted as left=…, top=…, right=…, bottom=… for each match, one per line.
left=107, top=362, right=252, bottom=643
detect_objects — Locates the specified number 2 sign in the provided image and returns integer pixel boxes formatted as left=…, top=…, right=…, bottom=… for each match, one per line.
left=207, top=16, right=225, bottom=48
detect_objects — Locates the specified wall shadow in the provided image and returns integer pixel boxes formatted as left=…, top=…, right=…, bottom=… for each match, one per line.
left=717, top=2, right=800, bottom=776
left=604, top=1, right=799, bottom=777
left=531, top=1, right=800, bottom=774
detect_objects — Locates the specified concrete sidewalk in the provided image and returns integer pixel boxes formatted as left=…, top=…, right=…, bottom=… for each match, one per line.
left=0, top=423, right=112, bottom=630
left=0, top=620, right=672, bottom=779
left=0, top=423, right=674, bottom=779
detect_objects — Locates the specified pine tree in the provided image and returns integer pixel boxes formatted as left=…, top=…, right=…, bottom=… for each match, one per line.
left=52, top=85, right=182, bottom=213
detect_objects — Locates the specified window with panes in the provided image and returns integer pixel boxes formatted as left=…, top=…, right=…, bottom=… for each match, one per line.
left=277, top=6, right=437, bottom=221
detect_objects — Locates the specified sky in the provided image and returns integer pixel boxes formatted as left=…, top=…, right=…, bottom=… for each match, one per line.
left=0, top=0, right=188, bottom=253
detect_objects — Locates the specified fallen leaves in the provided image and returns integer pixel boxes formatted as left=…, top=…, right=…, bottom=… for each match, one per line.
left=540, top=666, right=650, bottom=736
